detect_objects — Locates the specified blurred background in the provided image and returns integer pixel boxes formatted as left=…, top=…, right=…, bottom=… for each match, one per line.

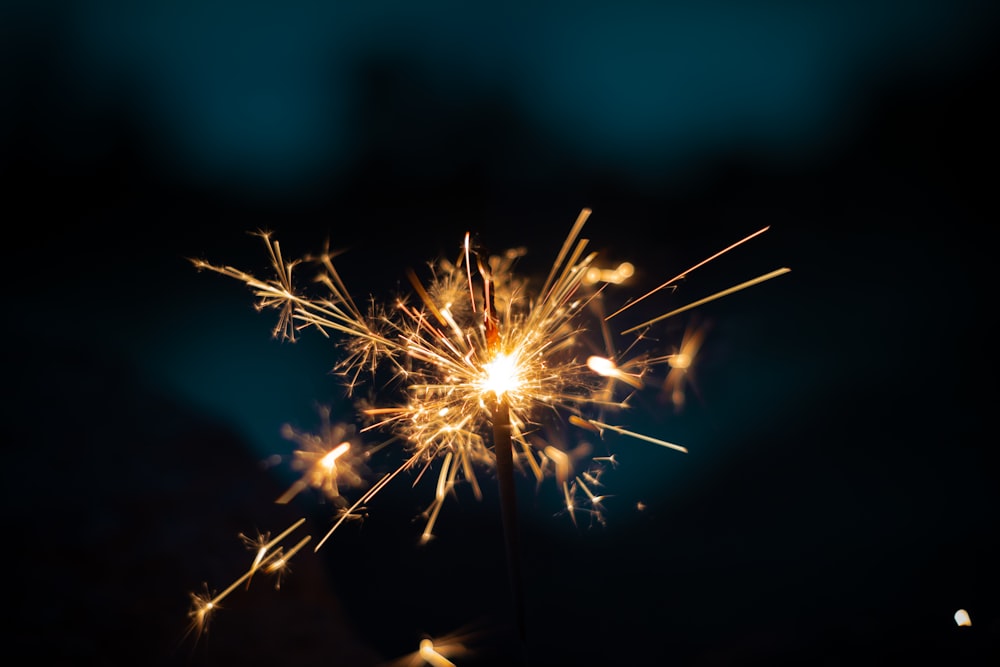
left=3, top=1, right=998, bottom=665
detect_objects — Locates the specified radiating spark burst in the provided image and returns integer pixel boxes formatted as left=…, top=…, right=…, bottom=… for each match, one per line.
left=275, top=405, right=369, bottom=506
left=187, top=208, right=789, bottom=635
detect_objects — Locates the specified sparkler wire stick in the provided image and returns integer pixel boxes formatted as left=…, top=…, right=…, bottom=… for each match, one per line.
left=480, top=248, right=528, bottom=644
left=492, top=394, right=526, bottom=643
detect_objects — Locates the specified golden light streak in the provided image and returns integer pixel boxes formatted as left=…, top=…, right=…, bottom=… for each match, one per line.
left=663, top=322, right=708, bottom=409
left=587, top=355, right=644, bottom=389
left=419, top=638, right=457, bottom=667
left=314, top=463, right=409, bottom=551
left=607, top=225, right=773, bottom=320
left=569, top=414, right=601, bottom=433
left=322, top=442, right=351, bottom=468
left=407, top=267, right=450, bottom=328
left=464, top=232, right=477, bottom=313
left=264, top=535, right=311, bottom=573
left=584, top=261, right=635, bottom=286
left=576, top=474, right=607, bottom=506
left=544, top=445, right=572, bottom=485
left=385, top=628, right=480, bottom=667
left=312, top=238, right=364, bottom=321
left=243, top=517, right=307, bottom=572
left=186, top=518, right=309, bottom=641
left=621, top=267, right=791, bottom=335
left=562, top=478, right=577, bottom=526
left=420, top=451, right=454, bottom=544
left=586, top=419, right=689, bottom=453
left=539, top=207, right=591, bottom=302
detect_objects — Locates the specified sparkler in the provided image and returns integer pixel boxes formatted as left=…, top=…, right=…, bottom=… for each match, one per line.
left=186, top=208, right=789, bottom=648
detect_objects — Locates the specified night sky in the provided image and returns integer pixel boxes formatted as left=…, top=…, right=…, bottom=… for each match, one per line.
left=4, top=2, right=998, bottom=666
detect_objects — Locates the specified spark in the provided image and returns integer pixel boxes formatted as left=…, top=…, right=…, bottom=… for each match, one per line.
left=584, top=261, right=635, bottom=286
left=619, top=268, right=791, bottom=335
left=189, top=208, right=788, bottom=638
left=419, top=638, right=457, bottom=667
left=275, top=407, right=367, bottom=505
left=662, top=322, right=708, bottom=409
left=576, top=473, right=610, bottom=517
left=184, top=519, right=310, bottom=641
left=189, top=230, right=305, bottom=341
left=606, top=225, right=774, bottom=321
left=582, top=419, right=689, bottom=454
left=587, top=355, right=644, bottom=389
left=384, top=627, right=484, bottom=667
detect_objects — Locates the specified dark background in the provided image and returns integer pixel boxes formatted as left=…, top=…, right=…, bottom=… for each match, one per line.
left=3, top=2, right=998, bottom=665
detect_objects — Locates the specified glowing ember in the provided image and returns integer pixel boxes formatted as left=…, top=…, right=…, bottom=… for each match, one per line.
left=480, top=351, right=522, bottom=398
